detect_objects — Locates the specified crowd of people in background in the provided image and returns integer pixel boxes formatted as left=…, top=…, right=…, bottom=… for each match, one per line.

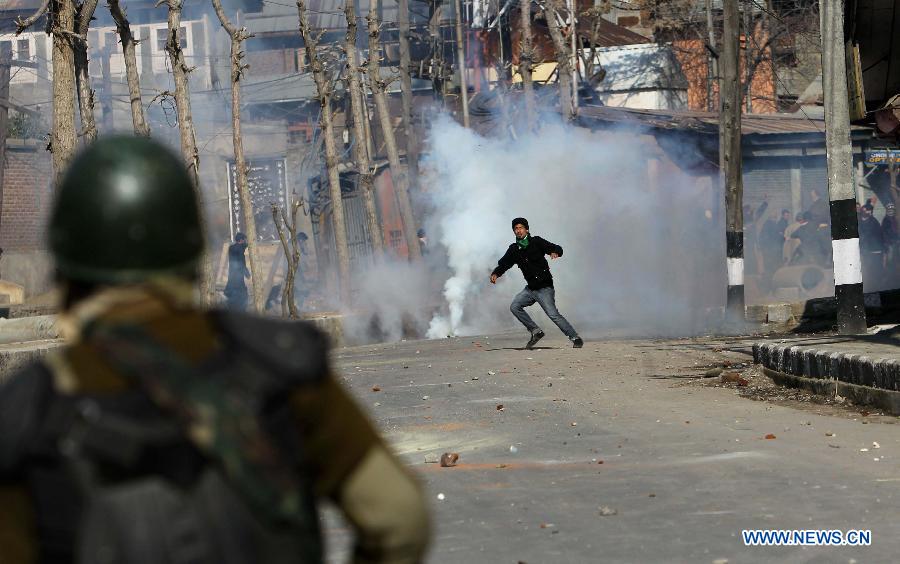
left=745, top=189, right=900, bottom=296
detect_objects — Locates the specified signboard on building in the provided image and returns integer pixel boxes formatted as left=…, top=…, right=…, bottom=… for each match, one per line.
left=865, top=149, right=900, bottom=166
left=227, top=157, right=288, bottom=242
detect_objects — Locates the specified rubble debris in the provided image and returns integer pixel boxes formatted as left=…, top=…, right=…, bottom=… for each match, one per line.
left=440, top=452, right=460, bottom=467
left=510, top=445, right=519, bottom=454
left=764, top=434, right=777, bottom=440
left=872, top=442, right=881, bottom=449
left=437, top=493, right=446, bottom=501
left=424, top=455, right=439, bottom=464
left=488, top=371, right=496, bottom=376
left=496, top=404, right=505, bottom=411
left=825, top=432, right=835, bottom=437
left=371, top=386, right=381, bottom=392
left=598, top=506, right=618, bottom=516
left=422, top=395, right=430, bottom=400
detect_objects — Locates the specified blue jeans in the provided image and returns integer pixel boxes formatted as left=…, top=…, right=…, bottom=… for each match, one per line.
left=510, top=286, right=578, bottom=339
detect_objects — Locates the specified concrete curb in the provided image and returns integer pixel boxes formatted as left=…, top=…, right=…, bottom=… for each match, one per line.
left=753, top=342, right=900, bottom=414
left=0, top=340, right=63, bottom=383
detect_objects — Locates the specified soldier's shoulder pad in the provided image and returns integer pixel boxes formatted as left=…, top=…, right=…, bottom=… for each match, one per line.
left=214, top=311, right=329, bottom=384
left=0, top=362, right=53, bottom=477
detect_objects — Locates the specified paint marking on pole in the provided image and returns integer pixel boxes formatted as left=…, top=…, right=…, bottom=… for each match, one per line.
left=727, top=257, right=744, bottom=286
left=831, top=238, right=862, bottom=286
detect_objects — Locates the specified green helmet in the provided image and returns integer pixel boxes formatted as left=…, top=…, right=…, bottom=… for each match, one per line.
left=49, top=135, right=204, bottom=284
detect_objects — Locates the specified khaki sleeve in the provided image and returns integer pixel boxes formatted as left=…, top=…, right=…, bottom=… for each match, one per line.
left=0, top=484, right=37, bottom=564
left=289, top=374, right=383, bottom=497
left=337, top=446, right=431, bottom=564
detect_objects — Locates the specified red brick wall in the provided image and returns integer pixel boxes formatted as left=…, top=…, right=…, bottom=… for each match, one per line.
left=0, top=144, right=52, bottom=251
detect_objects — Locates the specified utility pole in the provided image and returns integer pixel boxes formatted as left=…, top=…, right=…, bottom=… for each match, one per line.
left=566, top=0, right=577, bottom=112
left=454, top=0, right=470, bottom=127
left=743, top=0, right=752, bottom=113
left=820, top=0, right=866, bottom=333
left=720, top=0, right=745, bottom=322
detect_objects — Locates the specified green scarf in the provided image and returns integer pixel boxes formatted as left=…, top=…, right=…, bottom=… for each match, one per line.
left=517, top=235, right=530, bottom=249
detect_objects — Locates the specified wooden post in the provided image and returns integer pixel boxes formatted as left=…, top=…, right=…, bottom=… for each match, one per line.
left=820, top=0, right=866, bottom=333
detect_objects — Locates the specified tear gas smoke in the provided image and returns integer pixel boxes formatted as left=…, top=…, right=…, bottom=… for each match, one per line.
left=420, top=117, right=726, bottom=339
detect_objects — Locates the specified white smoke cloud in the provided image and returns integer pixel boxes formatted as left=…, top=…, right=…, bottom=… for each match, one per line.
left=422, top=116, right=726, bottom=339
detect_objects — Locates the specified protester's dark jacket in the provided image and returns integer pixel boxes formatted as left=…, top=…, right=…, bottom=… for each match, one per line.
left=226, top=242, right=250, bottom=291
left=859, top=217, right=885, bottom=252
left=492, top=236, right=563, bottom=290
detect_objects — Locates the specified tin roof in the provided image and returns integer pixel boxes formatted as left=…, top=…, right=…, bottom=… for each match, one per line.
left=577, top=106, right=870, bottom=136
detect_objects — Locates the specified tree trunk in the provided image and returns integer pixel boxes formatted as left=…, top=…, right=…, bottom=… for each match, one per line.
left=428, top=0, right=444, bottom=100
left=452, top=0, right=470, bottom=128
left=273, top=201, right=302, bottom=318
left=165, top=0, right=213, bottom=305
left=519, top=0, right=536, bottom=131
left=367, top=0, right=422, bottom=261
left=542, top=0, right=574, bottom=122
left=212, top=0, right=264, bottom=312
left=51, top=0, right=78, bottom=186
left=298, top=0, right=353, bottom=304
left=74, top=0, right=98, bottom=143
left=396, top=0, right=421, bottom=194
left=343, top=1, right=384, bottom=259
left=109, top=0, right=150, bottom=136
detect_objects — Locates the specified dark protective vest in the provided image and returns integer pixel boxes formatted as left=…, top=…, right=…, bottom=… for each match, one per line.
left=0, top=311, right=329, bottom=564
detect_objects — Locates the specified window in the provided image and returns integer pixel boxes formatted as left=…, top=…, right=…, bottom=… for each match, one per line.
left=0, top=41, right=11, bottom=60
left=156, top=27, right=187, bottom=52
left=17, top=39, right=29, bottom=60
left=389, top=230, right=402, bottom=249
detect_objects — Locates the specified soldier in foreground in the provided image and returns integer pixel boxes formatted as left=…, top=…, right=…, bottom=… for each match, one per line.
left=0, top=136, right=430, bottom=563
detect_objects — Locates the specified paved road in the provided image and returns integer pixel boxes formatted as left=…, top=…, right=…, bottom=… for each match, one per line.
left=323, top=332, right=900, bottom=563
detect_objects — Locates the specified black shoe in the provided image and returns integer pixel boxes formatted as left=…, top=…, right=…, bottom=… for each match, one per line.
left=525, top=330, right=545, bottom=349
left=572, top=337, right=584, bottom=348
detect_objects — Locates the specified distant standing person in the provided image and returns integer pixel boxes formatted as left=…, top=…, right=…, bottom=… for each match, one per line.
left=490, top=218, right=583, bottom=349
left=225, top=232, right=250, bottom=310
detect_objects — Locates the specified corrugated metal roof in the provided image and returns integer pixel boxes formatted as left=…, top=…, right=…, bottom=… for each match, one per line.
left=578, top=106, right=869, bottom=136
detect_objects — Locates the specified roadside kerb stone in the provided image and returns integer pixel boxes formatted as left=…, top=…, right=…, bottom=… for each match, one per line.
left=753, top=341, right=900, bottom=415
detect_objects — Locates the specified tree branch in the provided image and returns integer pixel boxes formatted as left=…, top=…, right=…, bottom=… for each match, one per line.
left=15, top=0, right=50, bottom=35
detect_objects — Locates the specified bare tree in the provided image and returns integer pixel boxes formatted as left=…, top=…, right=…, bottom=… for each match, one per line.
left=163, top=0, right=213, bottom=304
left=541, top=0, right=575, bottom=122
left=298, top=0, right=354, bottom=303
left=396, top=0, right=421, bottom=194
left=366, top=0, right=422, bottom=261
left=109, top=0, right=150, bottom=136
left=212, top=0, right=264, bottom=312
left=272, top=200, right=304, bottom=318
left=576, top=6, right=608, bottom=91
left=74, top=0, right=99, bottom=143
left=519, top=0, right=537, bottom=131
left=342, top=1, right=384, bottom=258
left=24, top=0, right=78, bottom=184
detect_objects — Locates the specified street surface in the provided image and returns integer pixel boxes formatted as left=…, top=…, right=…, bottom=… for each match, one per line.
left=322, top=331, right=900, bottom=563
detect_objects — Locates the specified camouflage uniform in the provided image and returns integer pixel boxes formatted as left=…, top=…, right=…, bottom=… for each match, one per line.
left=0, top=137, right=429, bottom=563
